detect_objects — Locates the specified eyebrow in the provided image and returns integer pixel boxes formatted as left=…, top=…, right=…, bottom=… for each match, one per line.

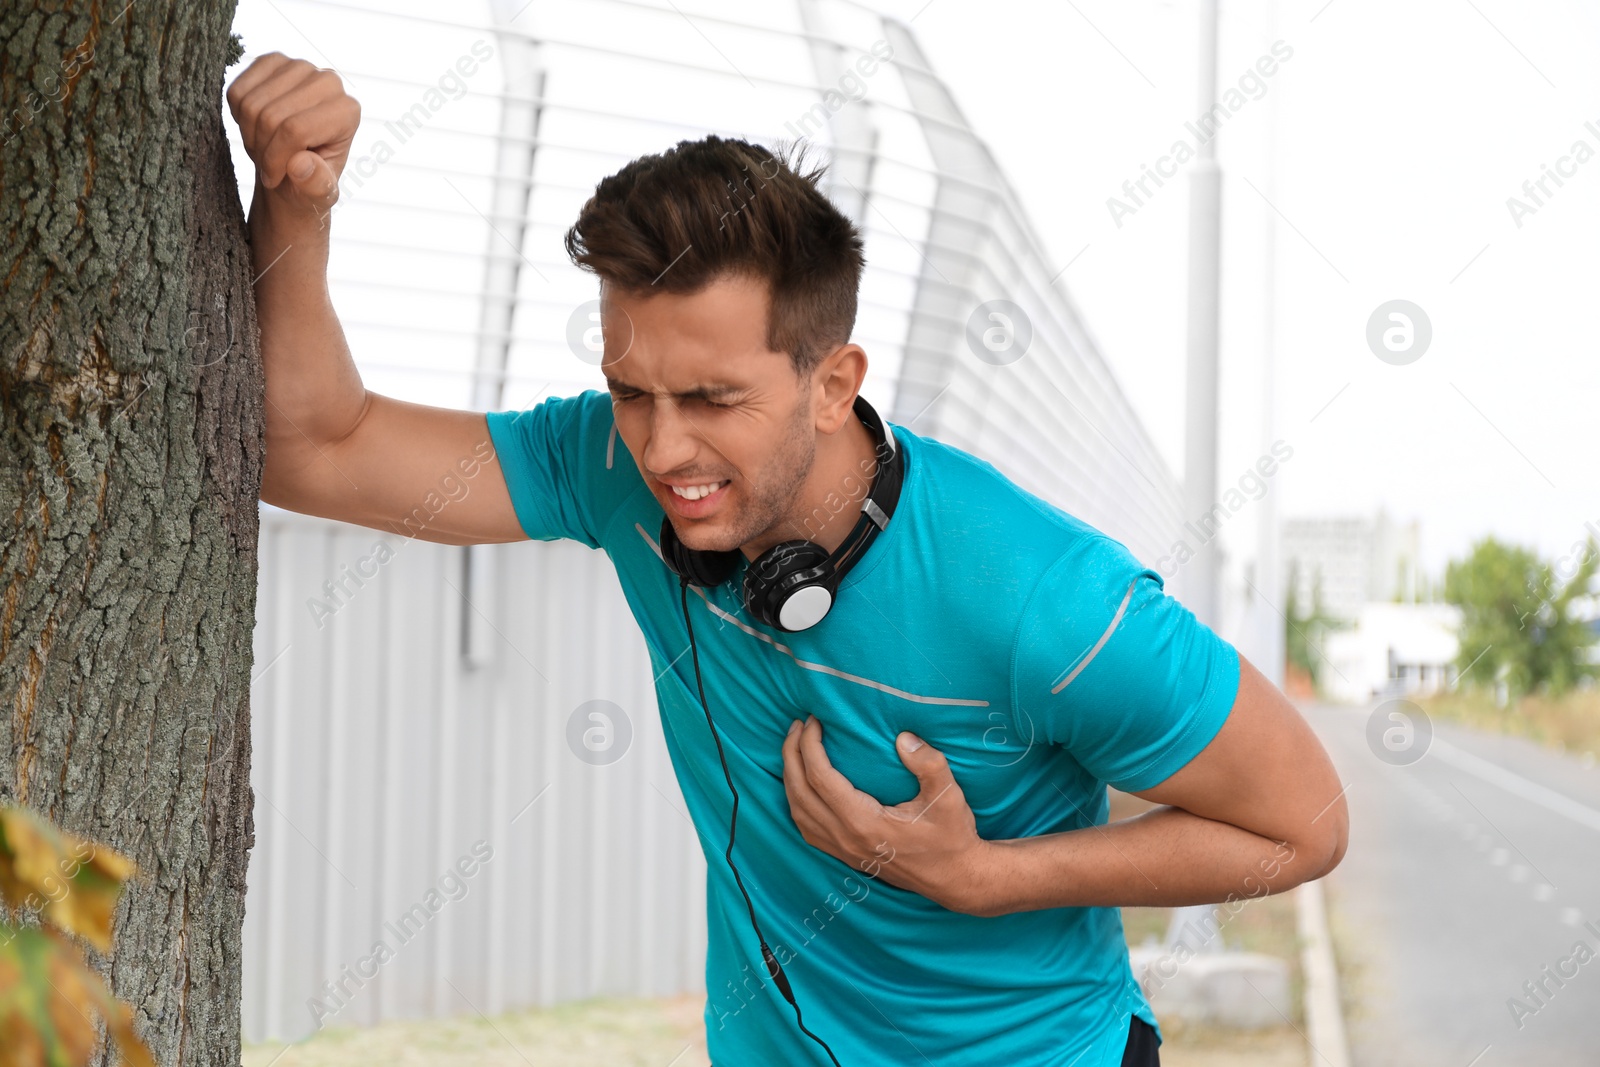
left=604, top=377, right=748, bottom=402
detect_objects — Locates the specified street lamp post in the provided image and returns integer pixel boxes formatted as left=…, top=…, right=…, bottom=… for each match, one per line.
left=1183, top=0, right=1223, bottom=630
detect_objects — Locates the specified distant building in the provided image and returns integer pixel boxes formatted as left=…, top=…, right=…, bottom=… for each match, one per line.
left=1322, top=602, right=1463, bottom=704
left=1283, top=508, right=1423, bottom=622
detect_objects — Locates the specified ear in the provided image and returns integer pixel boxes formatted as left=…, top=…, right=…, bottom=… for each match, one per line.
left=811, top=343, right=868, bottom=434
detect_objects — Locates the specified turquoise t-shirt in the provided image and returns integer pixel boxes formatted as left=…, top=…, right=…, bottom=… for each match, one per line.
left=486, top=389, right=1240, bottom=1067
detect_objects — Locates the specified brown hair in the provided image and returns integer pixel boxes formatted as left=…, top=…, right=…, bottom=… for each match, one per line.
left=564, top=136, right=866, bottom=376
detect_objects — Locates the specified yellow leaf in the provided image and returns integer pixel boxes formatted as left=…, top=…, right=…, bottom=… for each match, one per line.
left=0, top=807, right=137, bottom=954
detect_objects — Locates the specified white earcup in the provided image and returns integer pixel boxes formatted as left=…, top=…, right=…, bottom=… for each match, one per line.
left=777, top=585, right=833, bottom=631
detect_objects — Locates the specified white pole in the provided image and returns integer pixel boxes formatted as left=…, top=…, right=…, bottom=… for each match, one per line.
left=1183, top=0, right=1223, bottom=630
left=1165, top=0, right=1228, bottom=957
left=1257, top=0, right=1285, bottom=687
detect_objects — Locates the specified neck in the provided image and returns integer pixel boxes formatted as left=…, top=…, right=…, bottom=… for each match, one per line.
left=740, top=408, right=879, bottom=561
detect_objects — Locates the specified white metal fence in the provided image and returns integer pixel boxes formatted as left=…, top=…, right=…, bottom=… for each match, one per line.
left=243, top=507, right=706, bottom=1042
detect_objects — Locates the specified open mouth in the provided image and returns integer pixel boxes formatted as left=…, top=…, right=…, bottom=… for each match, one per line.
left=669, top=479, right=730, bottom=501
left=663, top=478, right=731, bottom=518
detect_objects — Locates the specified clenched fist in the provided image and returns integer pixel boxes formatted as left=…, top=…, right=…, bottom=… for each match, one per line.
left=227, top=53, right=360, bottom=223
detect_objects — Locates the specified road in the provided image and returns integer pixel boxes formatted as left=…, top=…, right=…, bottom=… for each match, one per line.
left=1306, top=700, right=1600, bottom=1067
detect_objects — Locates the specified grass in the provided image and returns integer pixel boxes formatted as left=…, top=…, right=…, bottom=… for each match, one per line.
left=1417, top=684, right=1600, bottom=760
left=244, top=994, right=710, bottom=1067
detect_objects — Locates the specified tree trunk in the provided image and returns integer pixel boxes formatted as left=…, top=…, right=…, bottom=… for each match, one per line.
left=1, top=3, right=261, bottom=1065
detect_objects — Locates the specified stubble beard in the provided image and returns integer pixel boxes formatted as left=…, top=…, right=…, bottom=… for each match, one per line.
left=686, top=393, right=816, bottom=557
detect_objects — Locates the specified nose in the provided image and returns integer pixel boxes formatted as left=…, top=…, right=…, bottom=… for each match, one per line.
left=640, top=396, right=701, bottom=479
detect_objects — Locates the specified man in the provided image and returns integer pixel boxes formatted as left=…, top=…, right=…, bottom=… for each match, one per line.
left=228, top=54, right=1347, bottom=1067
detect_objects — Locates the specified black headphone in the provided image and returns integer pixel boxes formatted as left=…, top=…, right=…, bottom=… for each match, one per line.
left=660, top=394, right=903, bottom=1067
left=658, top=393, right=903, bottom=631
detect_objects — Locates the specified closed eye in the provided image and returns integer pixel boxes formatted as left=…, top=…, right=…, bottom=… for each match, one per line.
left=607, top=388, right=740, bottom=409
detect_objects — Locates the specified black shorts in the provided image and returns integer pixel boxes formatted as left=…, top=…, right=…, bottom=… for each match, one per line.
left=1121, top=1014, right=1161, bottom=1066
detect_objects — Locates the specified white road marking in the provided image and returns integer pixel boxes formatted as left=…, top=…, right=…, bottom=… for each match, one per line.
left=1431, top=738, right=1600, bottom=834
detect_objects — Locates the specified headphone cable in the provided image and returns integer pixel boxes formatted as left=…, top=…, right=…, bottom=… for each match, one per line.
left=678, top=577, right=844, bottom=1067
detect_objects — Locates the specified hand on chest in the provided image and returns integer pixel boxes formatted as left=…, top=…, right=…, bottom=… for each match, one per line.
left=656, top=595, right=1046, bottom=816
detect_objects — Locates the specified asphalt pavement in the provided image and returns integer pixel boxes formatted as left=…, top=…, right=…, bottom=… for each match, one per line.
left=1306, top=700, right=1600, bottom=1067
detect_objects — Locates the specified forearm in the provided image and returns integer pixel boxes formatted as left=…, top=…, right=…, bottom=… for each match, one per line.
left=247, top=180, right=368, bottom=459
left=967, top=804, right=1316, bottom=916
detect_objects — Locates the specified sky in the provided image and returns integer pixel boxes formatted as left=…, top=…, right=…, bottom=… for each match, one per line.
left=892, top=0, right=1600, bottom=580
left=226, top=0, right=1600, bottom=585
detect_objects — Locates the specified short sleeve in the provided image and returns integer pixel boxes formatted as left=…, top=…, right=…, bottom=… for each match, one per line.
left=484, top=389, right=638, bottom=550
left=1010, top=535, right=1241, bottom=793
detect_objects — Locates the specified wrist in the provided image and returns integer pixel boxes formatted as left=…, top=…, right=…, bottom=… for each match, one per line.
left=249, top=181, right=333, bottom=250
left=948, top=838, right=1016, bottom=918
left=248, top=193, right=331, bottom=287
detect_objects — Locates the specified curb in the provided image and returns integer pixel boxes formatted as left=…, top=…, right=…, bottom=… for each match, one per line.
left=1296, top=878, right=1350, bottom=1067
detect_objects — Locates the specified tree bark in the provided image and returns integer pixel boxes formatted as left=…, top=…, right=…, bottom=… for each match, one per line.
left=1, top=3, right=261, bottom=1065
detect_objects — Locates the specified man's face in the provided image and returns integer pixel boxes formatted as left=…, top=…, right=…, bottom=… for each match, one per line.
left=600, top=274, right=817, bottom=556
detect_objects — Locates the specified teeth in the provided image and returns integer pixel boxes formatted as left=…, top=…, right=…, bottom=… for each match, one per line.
left=671, top=480, right=727, bottom=501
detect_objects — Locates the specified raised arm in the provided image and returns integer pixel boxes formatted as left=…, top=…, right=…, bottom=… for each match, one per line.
left=227, top=53, right=526, bottom=546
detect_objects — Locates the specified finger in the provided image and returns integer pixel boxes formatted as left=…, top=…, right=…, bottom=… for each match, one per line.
left=238, top=58, right=319, bottom=154
left=225, top=52, right=292, bottom=119
left=258, top=88, right=357, bottom=192
left=238, top=60, right=321, bottom=169
left=255, top=71, right=352, bottom=174
left=783, top=728, right=860, bottom=855
left=283, top=151, right=341, bottom=215
left=781, top=719, right=807, bottom=800
left=797, top=715, right=869, bottom=809
left=891, top=732, right=965, bottom=814
left=781, top=720, right=832, bottom=829
left=253, top=73, right=342, bottom=188
left=895, top=731, right=951, bottom=788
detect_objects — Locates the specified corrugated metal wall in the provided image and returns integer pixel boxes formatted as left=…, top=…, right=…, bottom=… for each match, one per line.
left=243, top=507, right=707, bottom=1043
